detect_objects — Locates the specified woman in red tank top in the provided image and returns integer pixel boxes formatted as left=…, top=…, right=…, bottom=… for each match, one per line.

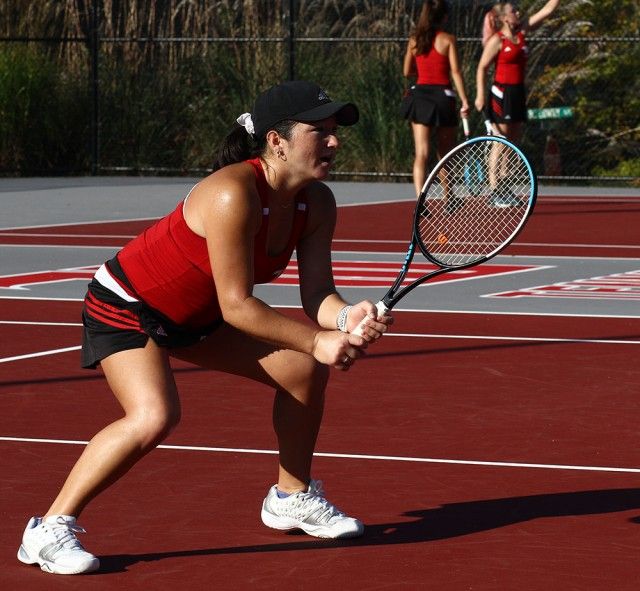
left=17, top=81, right=395, bottom=574
left=475, top=0, right=561, bottom=143
left=401, top=0, right=470, bottom=197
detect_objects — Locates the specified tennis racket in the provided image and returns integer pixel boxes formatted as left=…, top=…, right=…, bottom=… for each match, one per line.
left=352, top=133, right=537, bottom=335
left=462, top=117, right=484, bottom=189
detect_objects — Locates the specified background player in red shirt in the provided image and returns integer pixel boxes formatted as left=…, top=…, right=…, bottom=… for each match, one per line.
left=475, top=0, right=561, bottom=143
left=401, top=0, right=470, bottom=197
left=17, top=80, right=393, bottom=575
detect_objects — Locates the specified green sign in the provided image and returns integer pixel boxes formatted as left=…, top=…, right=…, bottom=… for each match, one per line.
left=528, top=107, right=574, bottom=120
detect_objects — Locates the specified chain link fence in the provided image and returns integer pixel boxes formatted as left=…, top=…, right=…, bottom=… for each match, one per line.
left=0, top=1, right=638, bottom=185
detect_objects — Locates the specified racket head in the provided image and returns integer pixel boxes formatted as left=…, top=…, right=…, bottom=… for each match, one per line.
left=414, top=136, right=536, bottom=268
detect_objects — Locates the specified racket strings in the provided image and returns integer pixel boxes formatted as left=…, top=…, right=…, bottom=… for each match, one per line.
left=417, top=139, right=532, bottom=267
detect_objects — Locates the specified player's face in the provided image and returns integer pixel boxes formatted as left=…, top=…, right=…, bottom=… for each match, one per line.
left=503, top=3, right=521, bottom=28
left=288, top=117, right=340, bottom=180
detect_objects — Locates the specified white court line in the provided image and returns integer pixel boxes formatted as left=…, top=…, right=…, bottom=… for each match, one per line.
left=385, top=332, right=640, bottom=345
left=2, top=300, right=639, bottom=320
left=0, top=327, right=635, bottom=365
left=1, top=436, right=638, bottom=474
left=0, top=217, right=158, bottom=232
left=332, top=239, right=640, bottom=250
left=4, top=239, right=640, bottom=251
left=0, top=345, right=81, bottom=364
left=0, top=320, right=81, bottom=326
left=0, top=232, right=136, bottom=238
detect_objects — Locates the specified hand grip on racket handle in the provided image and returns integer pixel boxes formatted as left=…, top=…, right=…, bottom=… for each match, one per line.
left=462, top=116, right=470, bottom=138
left=351, top=301, right=390, bottom=337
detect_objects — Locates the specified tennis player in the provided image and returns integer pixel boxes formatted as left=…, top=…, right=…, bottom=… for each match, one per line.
left=17, top=80, right=393, bottom=575
left=400, top=0, right=470, bottom=197
left=475, top=0, right=561, bottom=143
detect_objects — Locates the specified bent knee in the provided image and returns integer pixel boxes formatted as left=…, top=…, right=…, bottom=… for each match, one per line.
left=129, top=405, right=181, bottom=448
left=284, top=353, right=329, bottom=397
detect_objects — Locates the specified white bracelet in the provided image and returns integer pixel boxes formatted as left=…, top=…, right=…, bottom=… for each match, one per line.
left=336, top=305, right=352, bottom=332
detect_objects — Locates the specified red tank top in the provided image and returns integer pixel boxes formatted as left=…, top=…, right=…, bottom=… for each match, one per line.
left=495, top=31, right=528, bottom=85
left=415, top=32, right=450, bottom=85
left=116, top=158, right=308, bottom=328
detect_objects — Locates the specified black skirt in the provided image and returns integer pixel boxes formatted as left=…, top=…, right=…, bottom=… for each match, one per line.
left=400, top=84, right=458, bottom=127
left=488, top=82, right=528, bottom=123
left=81, top=257, right=222, bottom=369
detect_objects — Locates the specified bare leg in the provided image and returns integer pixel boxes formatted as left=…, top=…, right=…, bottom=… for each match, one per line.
left=45, top=318, right=329, bottom=520
left=411, top=122, right=432, bottom=197
left=496, top=121, right=523, bottom=144
left=171, top=322, right=329, bottom=493
left=435, top=126, right=456, bottom=160
left=435, top=126, right=458, bottom=203
left=46, top=339, right=180, bottom=518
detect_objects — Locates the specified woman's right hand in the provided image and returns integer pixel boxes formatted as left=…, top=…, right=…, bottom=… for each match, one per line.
left=312, top=330, right=367, bottom=370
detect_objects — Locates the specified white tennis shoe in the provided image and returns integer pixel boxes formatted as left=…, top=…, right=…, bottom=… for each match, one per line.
left=261, top=479, right=364, bottom=539
left=17, top=515, right=100, bottom=575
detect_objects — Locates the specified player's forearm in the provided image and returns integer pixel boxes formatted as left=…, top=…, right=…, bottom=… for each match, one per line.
left=307, top=292, right=348, bottom=331
left=451, top=71, right=469, bottom=106
left=476, top=68, right=487, bottom=103
left=222, top=295, right=319, bottom=355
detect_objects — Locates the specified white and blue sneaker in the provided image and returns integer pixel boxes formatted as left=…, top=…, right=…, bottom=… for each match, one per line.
left=17, top=515, right=100, bottom=575
left=490, top=192, right=523, bottom=208
left=261, top=479, right=364, bottom=539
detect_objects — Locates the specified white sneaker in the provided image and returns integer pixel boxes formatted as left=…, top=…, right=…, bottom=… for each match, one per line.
left=17, top=515, right=100, bottom=575
left=261, top=479, right=364, bottom=539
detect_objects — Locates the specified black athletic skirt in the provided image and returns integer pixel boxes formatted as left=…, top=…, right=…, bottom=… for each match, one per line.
left=399, top=84, right=458, bottom=127
left=81, top=257, right=222, bottom=369
left=488, top=82, right=528, bottom=123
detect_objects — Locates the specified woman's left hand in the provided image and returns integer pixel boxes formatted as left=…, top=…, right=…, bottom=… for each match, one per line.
left=346, top=301, right=393, bottom=342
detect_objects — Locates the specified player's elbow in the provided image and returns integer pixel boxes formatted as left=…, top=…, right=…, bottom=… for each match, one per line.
left=218, top=293, right=254, bottom=326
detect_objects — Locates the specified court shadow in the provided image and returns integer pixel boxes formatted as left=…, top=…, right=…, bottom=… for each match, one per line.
left=98, top=487, right=640, bottom=573
left=363, top=332, right=640, bottom=362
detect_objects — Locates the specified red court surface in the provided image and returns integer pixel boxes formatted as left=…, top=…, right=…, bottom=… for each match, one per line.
left=2, top=189, right=640, bottom=590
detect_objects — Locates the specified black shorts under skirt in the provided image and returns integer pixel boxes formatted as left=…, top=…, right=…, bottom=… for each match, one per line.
left=488, top=82, right=528, bottom=123
left=81, top=259, right=222, bottom=369
left=399, top=84, right=458, bottom=127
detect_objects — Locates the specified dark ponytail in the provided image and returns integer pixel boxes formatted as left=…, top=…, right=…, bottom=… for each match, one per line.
left=211, top=120, right=299, bottom=172
left=211, top=125, right=260, bottom=172
left=413, top=0, right=449, bottom=54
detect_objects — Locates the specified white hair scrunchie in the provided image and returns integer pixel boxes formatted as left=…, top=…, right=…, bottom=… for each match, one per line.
left=236, top=112, right=255, bottom=136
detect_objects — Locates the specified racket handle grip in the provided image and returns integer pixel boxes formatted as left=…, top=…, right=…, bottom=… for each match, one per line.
left=462, top=117, right=470, bottom=137
left=351, top=301, right=389, bottom=337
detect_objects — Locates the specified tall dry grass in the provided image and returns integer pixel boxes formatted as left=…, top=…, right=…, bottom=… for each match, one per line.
left=0, top=1, right=638, bottom=179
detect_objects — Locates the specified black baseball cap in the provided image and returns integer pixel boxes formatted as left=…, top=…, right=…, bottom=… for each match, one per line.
left=252, top=80, right=359, bottom=139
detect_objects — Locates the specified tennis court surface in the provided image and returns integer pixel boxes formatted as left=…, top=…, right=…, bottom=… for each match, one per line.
left=2, top=177, right=640, bottom=590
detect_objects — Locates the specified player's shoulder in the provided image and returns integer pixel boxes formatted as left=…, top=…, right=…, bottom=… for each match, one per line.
left=300, top=181, right=336, bottom=218
left=297, top=181, right=337, bottom=237
left=192, top=161, right=260, bottom=212
left=487, top=32, right=504, bottom=50
left=440, top=31, right=459, bottom=51
left=301, top=180, right=335, bottom=201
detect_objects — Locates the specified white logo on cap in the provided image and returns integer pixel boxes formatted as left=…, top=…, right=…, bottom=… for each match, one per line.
left=318, top=89, right=330, bottom=101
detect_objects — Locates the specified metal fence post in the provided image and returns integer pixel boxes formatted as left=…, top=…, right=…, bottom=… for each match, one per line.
left=287, top=0, right=295, bottom=80
left=90, top=1, right=100, bottom=175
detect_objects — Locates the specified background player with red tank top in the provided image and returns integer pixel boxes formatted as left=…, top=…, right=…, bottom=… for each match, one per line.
left=401, top=0, right=470, bottom=197
left=475, top=0, right=561, bottom=144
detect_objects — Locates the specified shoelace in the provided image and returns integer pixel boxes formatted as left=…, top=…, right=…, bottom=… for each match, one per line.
left=45, top=518, right=87, bottom=551
left=287, top=480, right=346, bottom=524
